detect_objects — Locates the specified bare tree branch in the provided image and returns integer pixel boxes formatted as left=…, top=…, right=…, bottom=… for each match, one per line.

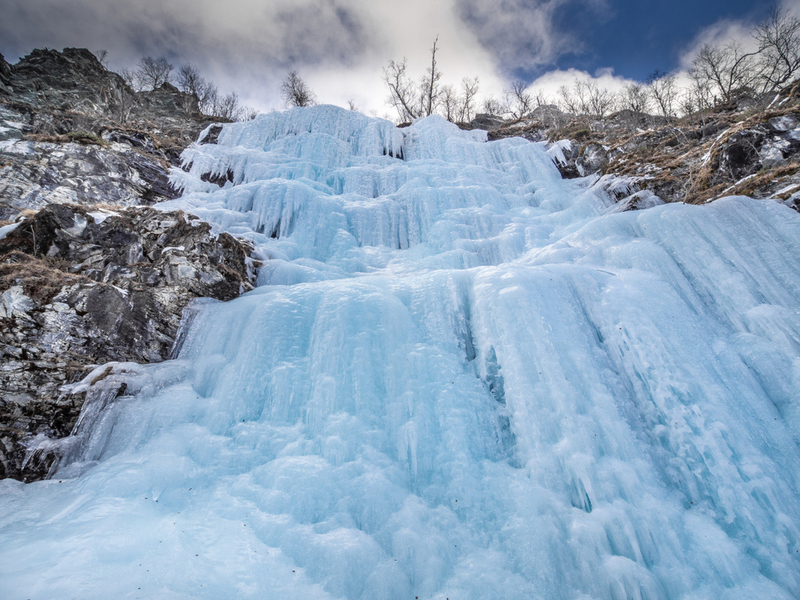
left=136, top=56, right=174, bottom=91
left=506, top=81, right=532, bottom=120
left=648, top=70, right=679, bottom=117
left=421, top=36, right=442, bottom=117
left=754, top=6, right=800, bottom=91
left=383, top=58, right=420, bottom=122
left=459, top=76, right=479, bottom=122
left=281, top=69, right=316, bottom=107
left=691, top=41, right=758, bottom=102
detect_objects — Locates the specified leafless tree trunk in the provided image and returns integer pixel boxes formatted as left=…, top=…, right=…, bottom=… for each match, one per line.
left=440, top=85, right=458, bottom=122
left=215, top=91, right=241, bottom=120
left=584, top=80, right=615, bottom=117
left=459, top=76, right=479, bottom=123
left=421, top=36, right=442, bottom=117
left=482, top=95, right=508, bottom=116
left=530, top=89, right=549, bottom=108
left=177, top=64, right=204, bottom=96
left=557, top=85, right=579, bottom=114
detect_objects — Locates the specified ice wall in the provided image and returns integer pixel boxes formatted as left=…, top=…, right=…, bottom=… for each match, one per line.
left=2, top=105, right=800, bottom=600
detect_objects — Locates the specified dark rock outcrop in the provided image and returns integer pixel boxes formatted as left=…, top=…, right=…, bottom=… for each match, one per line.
left=0, top=53, right=12, bottom=92
left=0, top=203, right=257, bottom=482
left=0, top=48, right=227, bottom=219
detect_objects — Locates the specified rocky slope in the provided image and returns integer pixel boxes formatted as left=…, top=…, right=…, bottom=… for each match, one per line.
left=0, top=48, right=254, bottom=482
left=476, top=84, right=800, bottom=212
left=0, top=48, right=218, bottom=220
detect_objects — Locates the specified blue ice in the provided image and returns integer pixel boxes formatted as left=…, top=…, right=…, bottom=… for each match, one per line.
left=2, top=105, right=800, bottom=600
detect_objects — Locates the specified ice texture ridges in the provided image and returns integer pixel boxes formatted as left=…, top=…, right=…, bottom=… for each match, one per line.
left=2, top=105, right=800, bottom=600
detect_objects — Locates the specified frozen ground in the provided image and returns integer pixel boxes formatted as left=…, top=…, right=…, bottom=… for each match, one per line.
left=2, top=106, right=800, bottom=600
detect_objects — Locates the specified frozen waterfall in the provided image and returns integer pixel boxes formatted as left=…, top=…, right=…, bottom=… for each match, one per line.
left=2, top=105, right=800, bottom=600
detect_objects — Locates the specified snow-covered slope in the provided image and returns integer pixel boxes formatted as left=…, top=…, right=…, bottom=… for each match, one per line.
left=2, top=105, right=800, bottom=600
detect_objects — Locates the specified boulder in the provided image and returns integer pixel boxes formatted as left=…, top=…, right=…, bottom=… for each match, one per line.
left=577, top=142, right=609, bottom=175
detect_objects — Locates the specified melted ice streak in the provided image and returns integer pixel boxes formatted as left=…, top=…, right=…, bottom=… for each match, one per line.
left=2, top=106, right=800, bottom=600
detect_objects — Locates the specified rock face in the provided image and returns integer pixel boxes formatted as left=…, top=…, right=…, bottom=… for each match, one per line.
left=0, top=203, right=256, bottom=482
left=0, top=131, right=177, bottom=220
left=0, top=48, right=223, bottom=219
left=0, top=47, right=257, bottom=483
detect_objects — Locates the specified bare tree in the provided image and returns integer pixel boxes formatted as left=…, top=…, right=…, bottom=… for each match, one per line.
left=685, top=70, right=715, bottom=113
left=176, top=64, right=205, bottom=96
left=384, top=36, right=442, bottom=121
left=754, top=6, right=800, bottom=92
left=583, top=80, right=615, bottom=117
left=420, top=36, right=443, bottom=117
left=572, top=80, right=591, bottom=114
left=384, top=58, right=420, bottom=122
left=691, top=41, right=758, bottom=102
left=556, top=80, right=613, bottom=116
left=136, top=56, right=174, bottom=90
left=440, top=84, right=459, bottom=122
left=530, top=88, right=550, bottom=108
left=647, top=70, right=679, bottom=117
left=202, top=84, right=219, bottom=116
left=174, top=64, right=206, bottom=116
left=281, top=69, right=316, bottom=107
left=240, top=106, right=259, bottom=121
left=347, top=99, right=360, bottom=112
left=120, top=68, right=139, bottom=91
left=109, top=80, right=135, bottom=124
left=93, top=49, right=109, bottom=69
left=458, top=76, right=479, bottom=123
left=506, top=80, right=533, bottom=120
left=557, top=85, right=579, bottom=114
left=619, top=82, right=650, bottom=113
left=482, top=95, right=508, bottom=116
left=215, top=91, right=241, bottom=120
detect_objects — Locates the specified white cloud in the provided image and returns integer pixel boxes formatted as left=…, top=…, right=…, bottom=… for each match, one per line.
left=677, top=19, right=758, bottom=72
left=525, top=67, right=635, bottom=103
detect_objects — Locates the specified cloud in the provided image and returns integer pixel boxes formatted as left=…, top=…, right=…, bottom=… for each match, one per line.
left=455, top=0, right=611, bottom=76
left=0, top=0, right=610, bottom=116
left=525, top=67, right=634, bottom=102
left=677, top=19, right=758, bottom=71
left=0, top=0, right=375, bottom=68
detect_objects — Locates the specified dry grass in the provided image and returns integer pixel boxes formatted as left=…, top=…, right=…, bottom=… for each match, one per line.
left=710, top=162, right=800, bottom=201
left=24, top=131, right=107, bottom=146
left=0, top=251, right=90, bottom=304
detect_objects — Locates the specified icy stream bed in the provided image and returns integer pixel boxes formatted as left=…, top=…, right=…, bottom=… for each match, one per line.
left=2, top=106, right=800, bottom=599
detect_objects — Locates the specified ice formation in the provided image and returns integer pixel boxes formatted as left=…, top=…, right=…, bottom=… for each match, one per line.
left=2, top=105, right=800, bottom=600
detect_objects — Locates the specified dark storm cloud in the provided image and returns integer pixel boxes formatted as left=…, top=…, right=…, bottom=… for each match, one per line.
left=273, top=2, right=369, bottom=66
left=0, top=0, right=382, bottom=110
left=0, top=0, right=375, bottom=68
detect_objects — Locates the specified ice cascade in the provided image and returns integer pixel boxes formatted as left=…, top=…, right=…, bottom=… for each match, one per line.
left=2, top=106, right=800, bottom=600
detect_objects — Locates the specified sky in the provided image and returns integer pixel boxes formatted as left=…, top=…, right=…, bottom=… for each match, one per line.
left=0, top=0, right=783, bottom=118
